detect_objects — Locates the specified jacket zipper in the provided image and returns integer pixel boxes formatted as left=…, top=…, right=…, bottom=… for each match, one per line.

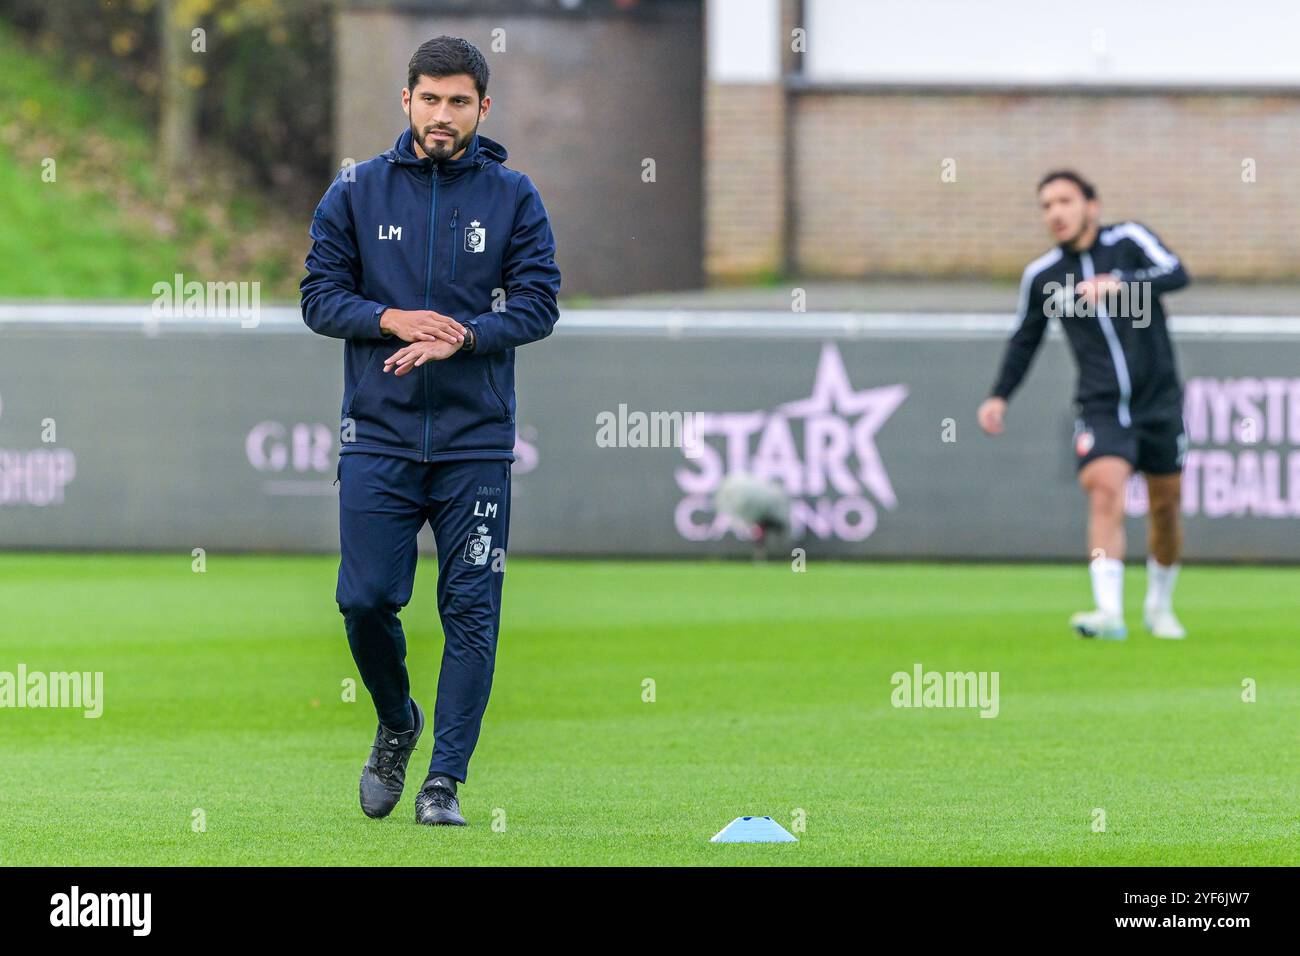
left=450, top=206, right=459, bottom=282
left=421, top=166, right=438, bottom=461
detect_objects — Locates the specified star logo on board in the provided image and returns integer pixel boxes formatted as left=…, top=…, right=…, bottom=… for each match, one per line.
left=774, top=343, right=909, bottom=508
left=674, top=342, right=909, bottom=543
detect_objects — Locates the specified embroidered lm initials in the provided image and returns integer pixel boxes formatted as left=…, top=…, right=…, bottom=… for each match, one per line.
left=378, top=225, right=402, bottom=241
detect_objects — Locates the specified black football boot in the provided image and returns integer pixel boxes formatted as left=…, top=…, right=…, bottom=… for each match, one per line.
left=358, top=699, right=424, bottom=818
left=414, top=773, right=467, bottom=826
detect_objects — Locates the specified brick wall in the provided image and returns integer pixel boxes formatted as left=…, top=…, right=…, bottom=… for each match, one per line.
left=704, top=82, right=786, bottom=279
left=707, top=89, right=1300, bottom=282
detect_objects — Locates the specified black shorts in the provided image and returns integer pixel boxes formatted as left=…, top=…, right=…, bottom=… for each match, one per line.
left=1072, top=409, right=1186, bottom=475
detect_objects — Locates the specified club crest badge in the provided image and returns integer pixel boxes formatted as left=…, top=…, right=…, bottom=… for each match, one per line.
left=1075, top=426, right=1095, bottom=457
left=464, top=220, right=486, bottom=254
left=463, top=524, right=491, bottom=565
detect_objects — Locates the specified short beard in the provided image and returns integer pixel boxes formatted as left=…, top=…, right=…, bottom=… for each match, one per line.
left=411, top=118, right=478, bottom=163
left=1062, top=218, right=1091, bottom=249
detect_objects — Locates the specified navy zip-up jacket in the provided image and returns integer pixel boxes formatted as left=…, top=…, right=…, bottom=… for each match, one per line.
left=301, top=128, right=561, bottom=463
left=990, top=221, right=1189, bottom=427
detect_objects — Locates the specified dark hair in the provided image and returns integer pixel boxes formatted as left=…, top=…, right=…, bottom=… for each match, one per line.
left=407, top=36, right=489, bottom=100
left=1037, top=170, right=1097, bottom=200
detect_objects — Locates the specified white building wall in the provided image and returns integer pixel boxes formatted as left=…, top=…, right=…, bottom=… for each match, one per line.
left=804, top=0, right=1300, bottom=86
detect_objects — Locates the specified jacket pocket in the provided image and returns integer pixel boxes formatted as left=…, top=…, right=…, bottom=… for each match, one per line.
left=344, top=345, right=421, bottom=451
left=344, top=349, right=380, bottom=419
left=484, top=357, right=511, bottom=422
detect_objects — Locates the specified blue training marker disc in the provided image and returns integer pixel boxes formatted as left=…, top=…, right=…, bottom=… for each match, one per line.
left=710, top=815, right=799, bottom=843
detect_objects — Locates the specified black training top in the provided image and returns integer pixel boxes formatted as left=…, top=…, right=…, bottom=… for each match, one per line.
left=990, top=221, right=1190, bottom=426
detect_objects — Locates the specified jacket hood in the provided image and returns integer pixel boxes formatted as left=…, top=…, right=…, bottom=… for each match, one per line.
left=383, top=127, right=508, bottom=172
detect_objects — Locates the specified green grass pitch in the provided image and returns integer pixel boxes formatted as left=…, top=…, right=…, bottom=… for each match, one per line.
left=0, top=553, right=1295, bottom=866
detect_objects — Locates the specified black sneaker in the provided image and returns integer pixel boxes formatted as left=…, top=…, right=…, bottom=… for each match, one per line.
left=415, top=774, right=467, bottom=826
left=358, top=700, right=424, bottom=819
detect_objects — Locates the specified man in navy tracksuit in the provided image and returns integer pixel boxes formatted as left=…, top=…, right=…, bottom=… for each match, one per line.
left=300, top=37, right=560, bottom=826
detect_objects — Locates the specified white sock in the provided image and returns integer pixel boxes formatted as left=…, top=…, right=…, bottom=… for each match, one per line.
left=1145, top=557, right=1180, bottom=612
left=1089, top=557, right=1124, bottom=617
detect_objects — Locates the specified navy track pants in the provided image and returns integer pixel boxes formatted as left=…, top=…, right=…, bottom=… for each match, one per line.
left=335, top=452, right=511, bottom=783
